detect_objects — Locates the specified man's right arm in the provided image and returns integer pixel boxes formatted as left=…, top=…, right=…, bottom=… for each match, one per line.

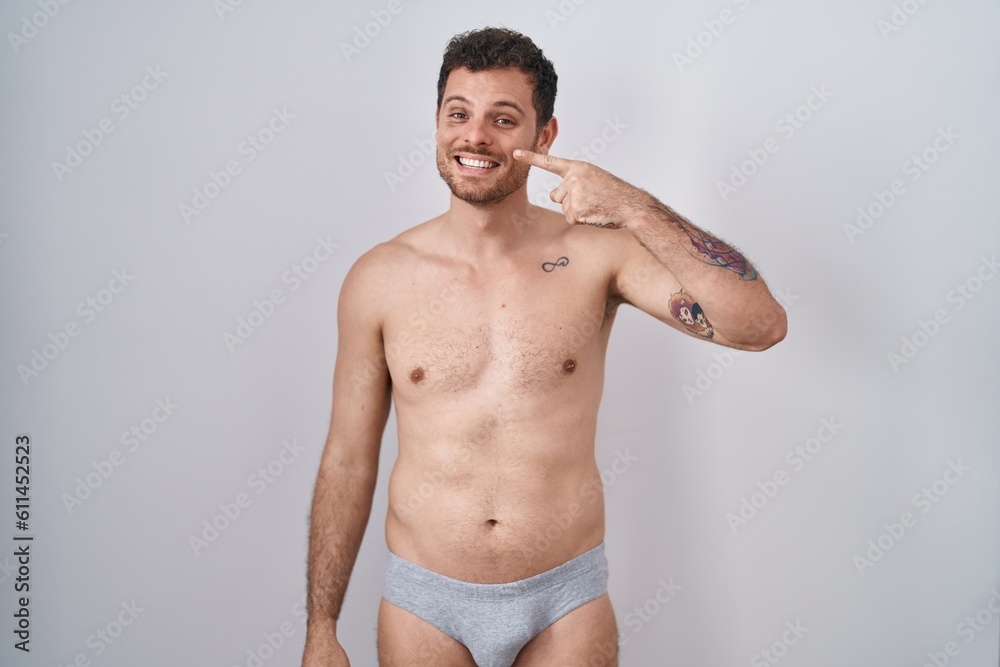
left=302, top=249, right=392, bottom=665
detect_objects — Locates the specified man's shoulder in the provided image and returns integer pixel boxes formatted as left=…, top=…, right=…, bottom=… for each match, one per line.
left=342, top=217, right=440, bottom=293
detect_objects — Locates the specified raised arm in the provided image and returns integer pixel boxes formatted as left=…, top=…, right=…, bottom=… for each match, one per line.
left=303, top=249, right=392, bottom=666
left=514, top=149, right=787, bottom=350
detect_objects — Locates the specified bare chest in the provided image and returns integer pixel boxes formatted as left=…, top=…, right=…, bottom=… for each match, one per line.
left=383, top=265, right=612, bottom=397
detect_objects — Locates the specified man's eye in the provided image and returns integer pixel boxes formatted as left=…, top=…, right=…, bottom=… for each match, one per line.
left=497, top=118, right=514, bottom=126
left=450, top=112, right=467, bottom=119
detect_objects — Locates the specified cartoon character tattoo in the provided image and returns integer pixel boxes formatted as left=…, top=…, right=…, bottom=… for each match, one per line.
left=669, top=290, right=714, bottom=339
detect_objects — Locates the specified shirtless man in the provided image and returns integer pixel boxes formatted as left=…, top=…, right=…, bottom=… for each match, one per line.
left=302, top=27, right=786, bottom=667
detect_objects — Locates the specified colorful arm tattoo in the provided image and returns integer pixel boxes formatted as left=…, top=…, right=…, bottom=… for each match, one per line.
left=654, top=204, right=758, bottom=281
left=681, top=225, right=758, bottom=280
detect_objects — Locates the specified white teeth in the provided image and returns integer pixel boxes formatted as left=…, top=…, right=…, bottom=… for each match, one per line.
left=458, top=156, right=499, bottom=169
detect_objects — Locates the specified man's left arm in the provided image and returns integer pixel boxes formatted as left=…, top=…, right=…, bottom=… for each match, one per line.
left=514, top=149, right=787, bottom=350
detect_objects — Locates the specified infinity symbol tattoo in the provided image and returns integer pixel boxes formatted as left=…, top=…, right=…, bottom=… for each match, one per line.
left=541, top=256, right=570, bottom=272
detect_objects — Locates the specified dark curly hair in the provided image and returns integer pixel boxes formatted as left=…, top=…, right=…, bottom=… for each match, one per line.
left=437, top=27, right=557, bottom=131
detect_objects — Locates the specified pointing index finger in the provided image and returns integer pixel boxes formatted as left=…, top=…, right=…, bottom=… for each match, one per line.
left=514, top=149, right=572, bottom=176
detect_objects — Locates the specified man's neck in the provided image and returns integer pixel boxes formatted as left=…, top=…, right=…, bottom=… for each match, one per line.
left=442, top=188, right=540, bottom=260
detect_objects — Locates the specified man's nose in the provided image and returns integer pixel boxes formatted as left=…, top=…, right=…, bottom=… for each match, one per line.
left=463, top=118, right=493, bottom=146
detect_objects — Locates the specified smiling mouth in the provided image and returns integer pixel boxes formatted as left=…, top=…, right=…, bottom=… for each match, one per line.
left=456, top=156, right=500, bottom=170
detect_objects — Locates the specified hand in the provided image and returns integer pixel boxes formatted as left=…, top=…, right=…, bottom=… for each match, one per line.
left=302, top=633, right=350, bottom=667
left=513, top=149, right=650, bottom=228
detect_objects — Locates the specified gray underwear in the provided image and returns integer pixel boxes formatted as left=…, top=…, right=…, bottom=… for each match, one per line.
left=382, top=542, right=609, bottom=667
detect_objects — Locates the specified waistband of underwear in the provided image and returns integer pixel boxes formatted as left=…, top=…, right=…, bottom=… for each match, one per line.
left=385, top=541, right=607, bottom=599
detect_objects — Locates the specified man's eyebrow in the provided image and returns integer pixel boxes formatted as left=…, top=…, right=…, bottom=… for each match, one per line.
left=493, top=100, right=526, bottom=116
left=442, top=95, right=471, bottom=107
left=441, top=95, right=526, bottom=116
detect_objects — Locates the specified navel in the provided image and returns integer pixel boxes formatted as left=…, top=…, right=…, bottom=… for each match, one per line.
left=562, top=358, right=576, bottom=374
left=409, top=367, right=425, bottom=383
left=486, top=519, right=499, bottom=528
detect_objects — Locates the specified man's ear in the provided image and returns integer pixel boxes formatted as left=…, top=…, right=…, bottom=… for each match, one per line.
left=535, top=116, right=559, bottom=154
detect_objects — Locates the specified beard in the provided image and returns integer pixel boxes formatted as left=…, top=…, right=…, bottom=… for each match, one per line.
left=436, top=143, right=535, bottom=206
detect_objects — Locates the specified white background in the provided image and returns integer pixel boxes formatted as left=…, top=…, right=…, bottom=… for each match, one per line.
left=1, top=1, right=998, bottom=665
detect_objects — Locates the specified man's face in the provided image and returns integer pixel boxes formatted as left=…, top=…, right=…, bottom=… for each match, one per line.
left=435, top=66, right=555, bottom=206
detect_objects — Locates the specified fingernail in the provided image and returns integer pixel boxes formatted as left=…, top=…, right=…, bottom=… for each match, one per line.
left=513, top=149, right=523, bottom=158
